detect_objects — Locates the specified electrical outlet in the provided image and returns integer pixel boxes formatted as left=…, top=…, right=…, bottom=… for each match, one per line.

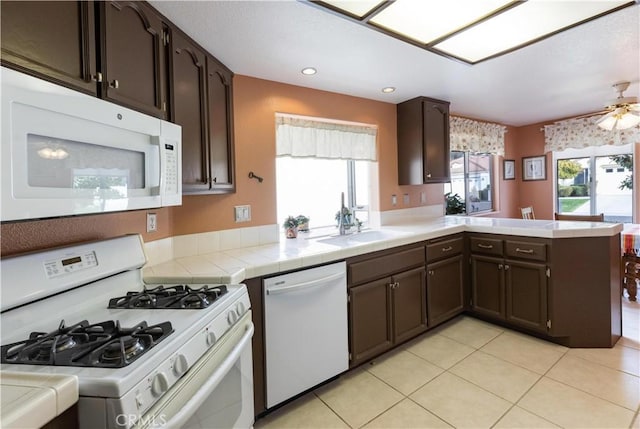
left=146, top=213, right=157, bottom=232
left=391, top=194, right=397, bottom=206
left=403, top=193, right=410, bottom=205
left=234, top=205, right=251, bottom=222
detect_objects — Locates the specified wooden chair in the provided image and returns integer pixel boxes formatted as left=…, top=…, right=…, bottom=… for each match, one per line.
left=554, top=212, right=605, bottom=221
left=622, top=253, right=639, bottom=301
left=520, top=206, right=535, bottom=220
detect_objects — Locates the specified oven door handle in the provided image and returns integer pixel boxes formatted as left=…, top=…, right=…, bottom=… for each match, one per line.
left=156, top=322, right=254, bottom=428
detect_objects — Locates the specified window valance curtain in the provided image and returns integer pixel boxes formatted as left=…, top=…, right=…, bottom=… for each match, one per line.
left=544, top=115, right=640, bottom=153
left=450, top=116, right=506, bottom=156
left=275, top=114, right=377, bottom=161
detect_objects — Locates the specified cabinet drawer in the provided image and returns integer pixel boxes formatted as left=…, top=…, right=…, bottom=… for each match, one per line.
left=426, top=237, right=463, bottom=261
left=505, top=241, right=547, bottom=261
left=349, top=247, right=424, bottom=286
left=469, top=237, right=503, bottom=256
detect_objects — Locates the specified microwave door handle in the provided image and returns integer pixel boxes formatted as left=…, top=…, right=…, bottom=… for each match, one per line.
left=152, top=323, right=254, bottom=429
left=152, top=136, right=163, bottom=193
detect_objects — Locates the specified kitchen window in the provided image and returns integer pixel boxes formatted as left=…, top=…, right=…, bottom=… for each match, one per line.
left=275, top=114, right=376, bottom=230
left=445, top=151, right=494, bottom=214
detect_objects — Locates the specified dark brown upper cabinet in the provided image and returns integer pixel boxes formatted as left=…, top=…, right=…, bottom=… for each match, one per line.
left=169, top=28, right=208, bottom=192
left=206, top=56, right=235, bottom=192
left=169, top=26, right=235, bottom=194
left=99, top=1, right=167, bottom=119
left=397, top=96, right=450, bottom=184
left=0, top=1, right=98, bottom=95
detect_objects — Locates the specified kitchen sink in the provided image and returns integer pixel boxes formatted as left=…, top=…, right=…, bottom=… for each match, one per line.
left=315, top=229, right=407, bottom=245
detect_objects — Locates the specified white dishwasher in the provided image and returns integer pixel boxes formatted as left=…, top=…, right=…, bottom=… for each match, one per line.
left=264, top=261, right=348, bottom=408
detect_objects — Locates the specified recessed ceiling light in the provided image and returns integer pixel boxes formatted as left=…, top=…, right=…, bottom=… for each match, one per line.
left=301, top=67, right=317, bottom=75
left=382, top=87, right=396, bottom=93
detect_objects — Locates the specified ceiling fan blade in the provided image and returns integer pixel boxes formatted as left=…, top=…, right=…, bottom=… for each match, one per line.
left=573, top=109, right=609, bottom=119
left=595, top=111, right=615, bottom=124
left=628, top=104, right=640, bottom=112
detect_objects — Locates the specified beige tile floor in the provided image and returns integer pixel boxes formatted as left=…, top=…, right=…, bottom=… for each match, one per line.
left=255, top=293, right=640, bottom=429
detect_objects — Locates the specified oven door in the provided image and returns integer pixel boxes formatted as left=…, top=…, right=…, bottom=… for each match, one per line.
left=134, top=311, right=254, bottom=429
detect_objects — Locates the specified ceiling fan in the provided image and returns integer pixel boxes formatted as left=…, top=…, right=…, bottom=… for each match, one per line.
left=594, top=81, right=640, bottom=131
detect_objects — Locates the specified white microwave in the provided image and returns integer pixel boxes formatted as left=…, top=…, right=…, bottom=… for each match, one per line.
left=1, top=67, right=182, bottom=222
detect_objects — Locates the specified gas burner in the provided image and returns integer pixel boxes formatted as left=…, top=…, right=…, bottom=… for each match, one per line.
left=108, top=285, right=228, bottom=309
left=0, top=319, right=173, bottom=368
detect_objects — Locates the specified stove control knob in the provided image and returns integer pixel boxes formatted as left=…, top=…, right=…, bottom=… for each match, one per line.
left=206, top=331, right=217, bottom=347
left=151, top=372, right=169, bottom=397
left=235, top=302, right=246, bottom=315
left=173, top=354, right=188, bottom=377
left=227, top=310, right=238, bottom=325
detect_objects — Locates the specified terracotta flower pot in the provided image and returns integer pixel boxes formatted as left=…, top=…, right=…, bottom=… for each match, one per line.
left=285, top=227, right=298, bottom=238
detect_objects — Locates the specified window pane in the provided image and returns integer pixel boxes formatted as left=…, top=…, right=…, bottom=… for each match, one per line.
left=449, top=151, right=466, bottom=201
left=556, top=157, right=591, bottom=214
left=596, top=154, right=632, bottom=223
left=276, top=157, right=349, bottom=228
left=467, top=153, right=492, bottom=213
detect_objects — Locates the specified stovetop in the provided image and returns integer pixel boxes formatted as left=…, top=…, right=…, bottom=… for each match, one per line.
left=1, top=319, right=173, bottom=368
left=108, top=284, right=228, bottom=309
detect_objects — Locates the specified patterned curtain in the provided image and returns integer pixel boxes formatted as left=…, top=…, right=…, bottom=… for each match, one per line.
left=544, top=115, right=640, bottom=153
left=450, top=116, right=506, bottom=156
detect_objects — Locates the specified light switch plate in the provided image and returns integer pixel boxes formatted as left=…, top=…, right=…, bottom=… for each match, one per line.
left=403, top=193, right=410, bottom=205
left=234, top=205, right=251, bottom=222
left=391, top=194, right=397, bottom=206
left=421, top=192, right=426, bottom=204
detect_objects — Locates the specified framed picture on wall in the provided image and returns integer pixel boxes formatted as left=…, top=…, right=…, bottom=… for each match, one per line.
left=503, top=159, right=515, bottom=180
left=522, top=155, right=546, bottom=181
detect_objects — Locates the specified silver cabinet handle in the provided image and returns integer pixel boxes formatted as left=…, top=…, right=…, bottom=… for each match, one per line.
left=426, top=173, right=432, bottom=178
left=498, top=264, right=504, bottom=270
left=109, top=79, right=119, bottom=89
left=478, top=243, right=494, bottom=249
left=92, top=72, right=103, bottom=82
left=515, top=248, right=534, bottom=254
left=428, top=270, right=435, bottom=276
left=505, top=264, right=510, bottom=270
left=442, top=246, right=453, bottom=252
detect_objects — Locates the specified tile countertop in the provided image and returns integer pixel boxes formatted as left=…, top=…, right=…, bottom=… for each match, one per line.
left=0, top=372, right=78, bottom=429
left=142, top=216, right=623, bottom=284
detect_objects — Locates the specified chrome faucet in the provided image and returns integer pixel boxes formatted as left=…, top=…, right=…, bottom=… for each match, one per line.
left=338, top=192, right=347, bottom=235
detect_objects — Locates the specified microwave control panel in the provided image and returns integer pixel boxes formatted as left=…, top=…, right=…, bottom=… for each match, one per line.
left=163, top=143, right=178, bottom=194
left=44, top=251, right=98, bottom=279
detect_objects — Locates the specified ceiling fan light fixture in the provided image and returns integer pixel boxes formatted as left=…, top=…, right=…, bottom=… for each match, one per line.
left=616, top=111, right=640, bottom=130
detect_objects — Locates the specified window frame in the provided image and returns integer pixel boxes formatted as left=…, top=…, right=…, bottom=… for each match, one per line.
left=447, top=150, right=494, bottom=215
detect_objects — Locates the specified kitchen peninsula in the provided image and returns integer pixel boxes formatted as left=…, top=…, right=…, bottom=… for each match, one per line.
left=144, top=215, right=622, bottom=350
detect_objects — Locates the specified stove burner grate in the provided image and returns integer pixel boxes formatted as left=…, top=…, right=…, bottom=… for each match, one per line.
left=0, top=319, right=173, bottom=368
left=108, top=285, right=228, bottom=309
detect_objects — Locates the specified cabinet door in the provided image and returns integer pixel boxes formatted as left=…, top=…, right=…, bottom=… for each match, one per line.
left=471, top=255, right=505, bottom=320
left=1, top=1, right=97, bottom=95
left=422, top=100, right=450, bottom=183
left=101, top=1, right=166, bottom=118
left=349, top=278, right=393, bottom=367
left=505, top=260, right=548, bottom=332
left=206, top=55, right=235, bottom=193
left=392, top=267, right=427, bottom=344
left=427, top=255, right=464, bottom=326
left=169, top=29, right=209, bottom=193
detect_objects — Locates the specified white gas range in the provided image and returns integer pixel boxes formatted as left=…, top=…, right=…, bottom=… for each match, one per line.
left=0, top=234, right=254, bottom=429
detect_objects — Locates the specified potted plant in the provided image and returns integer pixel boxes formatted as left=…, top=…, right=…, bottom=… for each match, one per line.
left=283, top=216, right=298, bottom=238
left=445, top=192, right=466, bottom=215
left=335, top=207, right=353, bottom=230
left=295, top=215, right=310, bottom=232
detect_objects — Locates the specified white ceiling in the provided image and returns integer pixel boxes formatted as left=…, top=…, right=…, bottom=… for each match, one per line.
left=149, top=0, right=640, bottom=127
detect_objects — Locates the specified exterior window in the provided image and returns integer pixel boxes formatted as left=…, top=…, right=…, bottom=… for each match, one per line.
left=276, top=157, right=370, bottom=229
left=554, top=144, right=633, bottom=223
left=446, top=151, right=493, bottom=214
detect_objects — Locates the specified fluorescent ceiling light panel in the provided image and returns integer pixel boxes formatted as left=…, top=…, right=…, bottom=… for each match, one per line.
left=434, top=0, right=631, bottom=62
left=321, top=0, right=383, bottom=17
left=370, top=0, right=514, bottom=44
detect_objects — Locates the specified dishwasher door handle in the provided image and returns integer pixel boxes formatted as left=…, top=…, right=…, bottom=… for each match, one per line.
left=266, top=271, right=345, bottom=295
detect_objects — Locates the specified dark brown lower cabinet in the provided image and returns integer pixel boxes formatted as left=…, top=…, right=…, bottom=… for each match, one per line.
left=470, top=255, right=505, bottom=320
left=392, top=267, right=427, bottom=343
left=427, top=254, right=464, bottom=326
left=349, top=267, right=426, bottom=367
left=349, top=277, right=393, bottom=366
left=505, top=260, right=547, bottom=332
